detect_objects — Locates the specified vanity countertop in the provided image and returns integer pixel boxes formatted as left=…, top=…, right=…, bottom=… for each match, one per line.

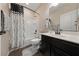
left=40, top=31, right=79, bottom=44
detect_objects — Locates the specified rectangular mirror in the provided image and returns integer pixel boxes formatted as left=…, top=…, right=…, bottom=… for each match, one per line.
left=49, top=3, right=79, bottom=32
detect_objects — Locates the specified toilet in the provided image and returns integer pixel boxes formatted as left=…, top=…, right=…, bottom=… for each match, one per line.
left=22, top=38, right=41, bottom=56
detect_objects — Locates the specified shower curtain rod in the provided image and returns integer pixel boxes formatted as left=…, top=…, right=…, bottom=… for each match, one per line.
left=17, top=4, right=40, bottom=15
left=23, top=6, right=40, bottom=15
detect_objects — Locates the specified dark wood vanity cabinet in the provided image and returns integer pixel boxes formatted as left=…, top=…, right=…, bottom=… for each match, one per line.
left=39, top=35, right=79, bottom=56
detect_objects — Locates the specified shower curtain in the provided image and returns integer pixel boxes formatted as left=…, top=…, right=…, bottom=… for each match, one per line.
left=10, top=11, right=25, bottom=48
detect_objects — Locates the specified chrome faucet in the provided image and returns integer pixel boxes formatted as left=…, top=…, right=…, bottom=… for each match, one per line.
left=55, top=24, right=60, bottom=34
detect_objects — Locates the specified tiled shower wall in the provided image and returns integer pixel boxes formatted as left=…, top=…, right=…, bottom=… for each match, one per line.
left=21, top=8, right=39, bottom=47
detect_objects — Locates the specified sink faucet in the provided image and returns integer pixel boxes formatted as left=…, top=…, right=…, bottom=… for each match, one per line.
left=55, top=24, right=60, bottom=34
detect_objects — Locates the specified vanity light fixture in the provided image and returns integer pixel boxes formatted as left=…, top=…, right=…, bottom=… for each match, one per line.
left=50, top=3, right=59, bottom=8
left=26, top=2, right=29, bottom=5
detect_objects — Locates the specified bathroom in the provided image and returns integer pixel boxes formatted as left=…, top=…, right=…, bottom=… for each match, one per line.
left=0, top=3, right=79, bottom=56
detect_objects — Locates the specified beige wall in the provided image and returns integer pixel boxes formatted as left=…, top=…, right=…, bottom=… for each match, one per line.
left=77, top=17, right=79, bottom=31
left=0, top=3, right=10, bottom=31
left=0, top=3, right=10, bottom=56
left=1, top=32, right=10, bottom=56
left=36, top=3, right=49, bottom=33
left=0, top=36, right=1, bottom=56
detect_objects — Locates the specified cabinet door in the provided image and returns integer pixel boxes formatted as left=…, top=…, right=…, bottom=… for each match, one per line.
left=50, top=44, right=56, bottom=56
left=54, top=47, right=69, bottom=56
left=39, top=35, right=50, bottom=55
left=51, top=37, right=79, bottom=56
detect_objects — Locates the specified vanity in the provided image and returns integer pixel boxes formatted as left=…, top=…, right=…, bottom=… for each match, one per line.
left=39, top=32, right=79, bottom=56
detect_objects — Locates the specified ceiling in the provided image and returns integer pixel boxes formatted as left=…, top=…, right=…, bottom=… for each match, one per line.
left=49, top=3, right=64, bottom=15
left=49, top=3, right=79, bottom=16
left=26, top=3, right=40, bottom=11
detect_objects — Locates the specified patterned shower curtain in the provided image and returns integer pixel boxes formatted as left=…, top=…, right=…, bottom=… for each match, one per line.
left=10, top=11, right=25, bottom=48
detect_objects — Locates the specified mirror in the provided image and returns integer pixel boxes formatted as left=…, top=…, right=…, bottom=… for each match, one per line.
left=0, top=10, right=6, bottom=35
left=49, top=3, right=79, bottom=32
